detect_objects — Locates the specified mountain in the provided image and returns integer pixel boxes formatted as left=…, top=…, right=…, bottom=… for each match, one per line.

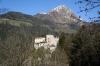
left=0, top=12, right=56, bottom=35
left=0, top=11, right=34, bottom=22
left=0, top=5, right=85, bottom=34
left=49, top=5, right=79, bottom=21
left=35, top=5, right=80, bottom=22
left=35, top=5, right=84, bottom=33
left=35, top=5, right=78, bottom=23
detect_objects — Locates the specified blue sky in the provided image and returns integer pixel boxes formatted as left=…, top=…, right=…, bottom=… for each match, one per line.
left=0, top=0, right=99, bottom=21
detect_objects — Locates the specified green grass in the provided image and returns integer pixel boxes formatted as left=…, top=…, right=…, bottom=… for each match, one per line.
left=0, top=18, right=33, bottom=27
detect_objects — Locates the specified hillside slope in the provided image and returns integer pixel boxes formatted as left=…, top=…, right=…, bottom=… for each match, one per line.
left=0, top=5, right=84, bottom=34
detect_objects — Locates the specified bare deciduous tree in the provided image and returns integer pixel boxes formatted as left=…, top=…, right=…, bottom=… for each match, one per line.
left=76, top=0, right=100, bottom=21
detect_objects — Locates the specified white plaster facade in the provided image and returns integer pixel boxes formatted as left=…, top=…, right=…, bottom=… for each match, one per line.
left=34, top=35, right=59, bottom=52
left=35, top=37, right=46, bottom=43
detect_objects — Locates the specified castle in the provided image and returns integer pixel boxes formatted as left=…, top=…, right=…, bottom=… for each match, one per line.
left=34, top=35, right=59, bottom=52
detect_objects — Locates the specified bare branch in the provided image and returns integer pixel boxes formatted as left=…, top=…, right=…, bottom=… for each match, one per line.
left=80, top=4, right=100, bottom=12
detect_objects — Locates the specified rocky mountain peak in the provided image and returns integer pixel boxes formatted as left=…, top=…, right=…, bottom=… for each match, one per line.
left=48, top=5, right=79, bottom=21
left=51, top=5, right=69, bottom=12
left=35, top=5, right=81, bottom=26
left=50, top=5, right=71, bottom=14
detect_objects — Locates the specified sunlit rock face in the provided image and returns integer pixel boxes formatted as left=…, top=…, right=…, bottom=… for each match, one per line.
left=34, top=35, right=59, bottom=52
left=50, top=5, right=78, bottom=19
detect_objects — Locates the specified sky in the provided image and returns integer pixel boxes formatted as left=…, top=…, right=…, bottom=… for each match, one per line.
left=0, top=0, right=99, bottom=21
